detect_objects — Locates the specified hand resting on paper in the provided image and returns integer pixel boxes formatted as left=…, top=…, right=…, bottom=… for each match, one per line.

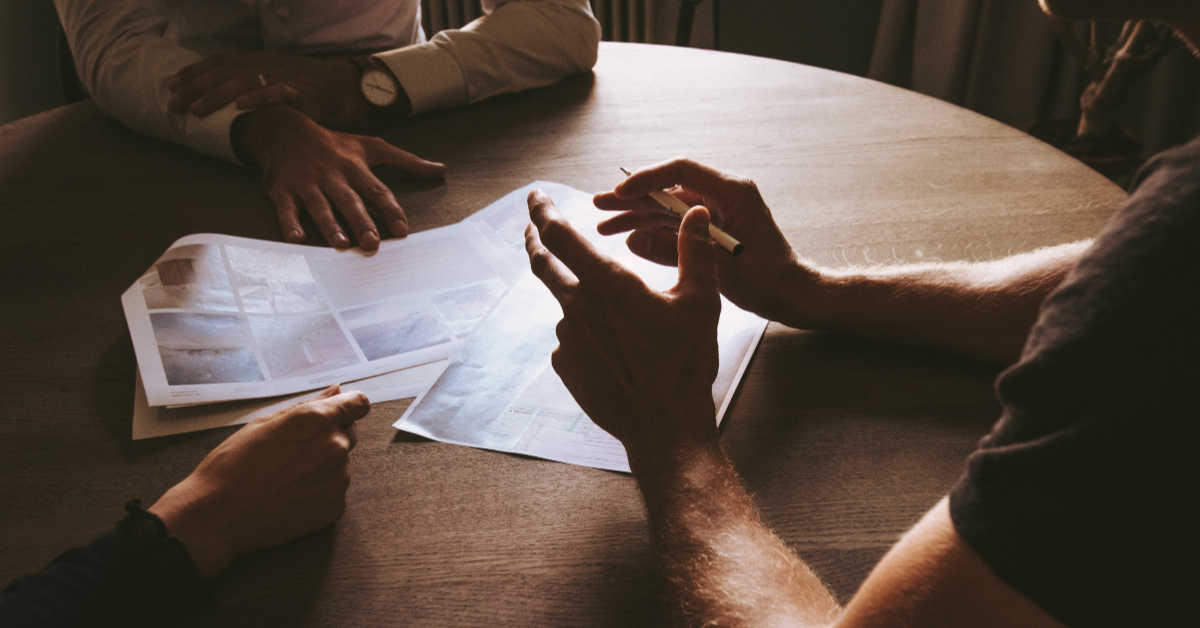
left=232, top=107, right=446, bottom=251
left=524, top=189, right=721, bottom=473
left=149, top=385, right=369, bottom=578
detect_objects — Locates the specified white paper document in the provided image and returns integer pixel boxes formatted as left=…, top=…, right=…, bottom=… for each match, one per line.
left=122, top=227, right=512, bottom=406
left=131, top=361, right=448, bottom=440
left=395, top=183, right=767, bottom=472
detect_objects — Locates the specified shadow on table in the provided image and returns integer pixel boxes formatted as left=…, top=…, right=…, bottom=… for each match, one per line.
left=718, top=327, right=1003, bottom=602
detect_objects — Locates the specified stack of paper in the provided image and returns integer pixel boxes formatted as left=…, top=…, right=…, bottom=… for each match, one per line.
left=122, top=182, right=766, bottom=473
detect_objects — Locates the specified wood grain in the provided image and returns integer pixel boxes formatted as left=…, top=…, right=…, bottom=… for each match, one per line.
left=0, top=43, right=1125, bottom=626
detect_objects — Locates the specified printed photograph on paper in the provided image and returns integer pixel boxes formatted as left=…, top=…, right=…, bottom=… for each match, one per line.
left=142, top=245, right=236, bottom=312
left=341, top=300, right=452, bottom=361
left=225, top=246, right=325, bottom=314
left=248, top=313, right=359, bottom=378
left=433, top=279, right=507, bottom=336
left=150, top=312, right=263, bottom=385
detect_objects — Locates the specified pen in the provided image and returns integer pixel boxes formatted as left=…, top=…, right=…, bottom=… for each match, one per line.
left=619, top=167, right=743, bottom=255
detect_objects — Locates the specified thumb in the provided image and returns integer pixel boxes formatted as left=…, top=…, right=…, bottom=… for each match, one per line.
left=310, top=390, right=371, bottom=427
left=675, top=206, right=717, bottom=297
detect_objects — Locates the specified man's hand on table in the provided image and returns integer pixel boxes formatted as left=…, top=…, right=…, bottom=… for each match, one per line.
left=524, top=189, right=722, bottom=474
left=232, top=106, right=446, bottom=251
left=594, top=158, right=822, bottom=328
left=167, top=51, right=380, bottom=129
left=148, top=386, right=369, bottom=579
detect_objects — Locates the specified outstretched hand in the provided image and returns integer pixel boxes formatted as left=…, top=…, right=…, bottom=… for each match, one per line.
left=233, top=107, right=445, bottom=251
left=594, top=158, right=817, bottom=324
left=524, top=189, right=721, bottom=470
left=149, top=386, right=369, bottom=578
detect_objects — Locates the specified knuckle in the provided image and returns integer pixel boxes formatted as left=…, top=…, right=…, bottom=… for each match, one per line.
left=529, top=249, right=553, bottom=274
left=732, top=176, right=761, bottom=197
left=539, top=218, right=571, bottom=247
left=668, top=156, right=695, bottom=170
left=550, top=347, right=566, bottom=373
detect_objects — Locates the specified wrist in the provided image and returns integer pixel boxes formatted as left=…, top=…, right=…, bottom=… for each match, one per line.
left=333, top=57, right=372, bottom=129
left=774, top=261, right=841, bottom=330
left=623, top=407, right=721, bottom=481
left=628, top=436, right=728, bottom=497
left=149, top=477, right=235, bottom=579
left=231, top=106, right=307, bottom=169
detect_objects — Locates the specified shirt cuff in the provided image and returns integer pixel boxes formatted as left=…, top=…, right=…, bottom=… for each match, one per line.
left=182, top=103, right=246, bottom=165
left=373, top=42, right=468, bottom=114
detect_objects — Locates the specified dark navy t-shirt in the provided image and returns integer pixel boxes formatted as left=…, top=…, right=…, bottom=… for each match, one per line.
left=950, top=136, right=1200, bottom=625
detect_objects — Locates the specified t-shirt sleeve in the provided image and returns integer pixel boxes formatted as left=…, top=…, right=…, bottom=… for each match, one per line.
left=0, top=501, right=210, bottom=628
left=948, top=136, right=1200, bottom=626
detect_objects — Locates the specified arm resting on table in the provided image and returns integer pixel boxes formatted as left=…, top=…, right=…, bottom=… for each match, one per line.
left=374, top=0, right=601, bottom=114
left=791, top=240, right=1092, bottom=364
left=0, top=502, right=207, bottom=628
left=54, top=0, right=244, bottom=162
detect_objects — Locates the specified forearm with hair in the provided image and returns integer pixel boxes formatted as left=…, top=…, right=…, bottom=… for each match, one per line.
left=633, top=442, right=841, bottom=627
left=790, top=240, right=1091, bottom=364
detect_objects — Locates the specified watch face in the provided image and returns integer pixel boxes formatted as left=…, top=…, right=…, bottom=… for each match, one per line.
left=361, top=68, right=398, bottom=107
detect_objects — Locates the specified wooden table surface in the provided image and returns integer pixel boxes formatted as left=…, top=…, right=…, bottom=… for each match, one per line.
left=0, top=42, right=1125, bottom=626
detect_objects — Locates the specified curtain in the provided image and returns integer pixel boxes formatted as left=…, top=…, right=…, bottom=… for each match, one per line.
left=867, top=0, right=1200, bottom=158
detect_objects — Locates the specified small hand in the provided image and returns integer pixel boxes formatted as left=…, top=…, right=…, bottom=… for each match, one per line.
left=167, top=51, right=374, bottom=129
left=594, top=158, right=817, bottom=324
left=233, top=107, right=446, bottom=251
left=524, top=189, right=721, bottom=469
left=149, top=386, right=369, bottom=578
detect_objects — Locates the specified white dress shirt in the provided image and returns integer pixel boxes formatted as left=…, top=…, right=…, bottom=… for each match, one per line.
left=54, top=0, right=600, bottom=163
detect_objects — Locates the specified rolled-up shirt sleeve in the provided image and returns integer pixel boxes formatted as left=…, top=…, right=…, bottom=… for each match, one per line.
left=373, top=0, right=600, bottom=114
left=54, top=0, right=244, bottom=163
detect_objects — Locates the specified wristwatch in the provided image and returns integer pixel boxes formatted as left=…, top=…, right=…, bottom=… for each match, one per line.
left=351, top=55, right=407, bottom=113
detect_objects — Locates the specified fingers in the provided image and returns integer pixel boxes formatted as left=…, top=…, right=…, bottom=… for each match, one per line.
left=597, top=210, right=680, bottom=236
left=189, top=74, right=261, bottom=116
left=168, top=53, right=231, bottom=87
left=168, top=67, right=239, bottom=114
left=299, top=188, right=351, bottom=248
left=614, top=158, right=736, bottom=201
left=267, top=188, right=305, bottom=243
left=323, top=181, right=380, bottom=252
left=674, top=207, right=718, bottom=298
left=593, top=193, right=664, bottom=214
left=236, top=84, right=301, bottom=111
left=317, top=384, right=341, bottom=399
left=364, top=138, right=447, bottom=179
left=345, top=166, right=409, bottom=238
left=308, top=390, right=371, bottom=427
left=626, top=228, right=680, bottom=267
left=525, top=223, right=578, bottom=303
left=527, top=189, right=615, bottom=286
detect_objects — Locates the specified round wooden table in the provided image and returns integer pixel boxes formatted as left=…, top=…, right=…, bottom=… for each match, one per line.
left=0, top=42, right=1124, bottom=626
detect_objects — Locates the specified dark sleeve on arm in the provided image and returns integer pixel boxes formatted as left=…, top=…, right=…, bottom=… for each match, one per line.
left=948, top=137, right=1200, bottom=626
left=0, top=501, right=210, bottom=628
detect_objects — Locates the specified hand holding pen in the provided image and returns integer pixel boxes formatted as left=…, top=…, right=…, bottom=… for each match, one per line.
left=594, top=158, right=819, bottom=326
